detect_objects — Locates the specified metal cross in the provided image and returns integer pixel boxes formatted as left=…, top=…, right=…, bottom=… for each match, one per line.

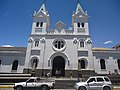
left=76, top=0, right=80, bottom=3
left=43, top=0, right=46, bottom=4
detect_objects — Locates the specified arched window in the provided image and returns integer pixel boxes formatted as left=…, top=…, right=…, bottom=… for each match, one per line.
left=35, top=40, right=39, bottom=47
left=40, top=22, right=43, bottom=27
left=12, top=60, right=18, bottom=70
left=77, top=22, right=80, bottom=27
left=0, top=60, right=1, bottom=65
left=117, top=59, right=120, bottom=70
left=81, top=60, right=85, bottom=69
left=53, top=39, right=65, bottom=49
left=32, top=59, right=38, bottom=68
left=80, top=40, right=84, bottom=48
left=36, top=22, right=39, bottom=27
left=100, top=59, right=106, bottom=69
left=81, top=22, right=84, bottom=27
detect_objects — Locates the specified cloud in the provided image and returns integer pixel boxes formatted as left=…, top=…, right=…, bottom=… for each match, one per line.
left=2, top=45, right=14, bottom=47
left=68, top=27, right=72, bottom=30
left=104, top=41, right=113, bottom=45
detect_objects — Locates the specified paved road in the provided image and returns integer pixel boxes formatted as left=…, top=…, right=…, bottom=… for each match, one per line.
left=1, top=88, right=120, bottom=90
left=0, top=89, right=75, bottom=90
left=2, top=88, right=120, bottom=90
left=0, top=88, right=75, bottom=90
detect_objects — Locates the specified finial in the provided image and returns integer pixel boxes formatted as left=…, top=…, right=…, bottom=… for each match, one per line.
left=77, top=0, right=80, bottom=4
left=43, top=0, right=46, bottom=4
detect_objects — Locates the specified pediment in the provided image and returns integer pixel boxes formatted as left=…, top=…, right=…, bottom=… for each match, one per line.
left=54, top=21, right=66, bottom=31
left=28, top=37, right=33, bottom=43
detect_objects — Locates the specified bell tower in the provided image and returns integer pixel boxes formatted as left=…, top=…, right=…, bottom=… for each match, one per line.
left=72, top=3, right=89, bottom=35
left=72, top=2, right=94, bottom=72
left=31, top=3, right=50, bottom=34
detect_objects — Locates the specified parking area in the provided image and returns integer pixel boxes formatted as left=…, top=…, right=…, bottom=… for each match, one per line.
left=0, top=88, right=75, bottom=90
left=0, top=87, right=120, bottom=90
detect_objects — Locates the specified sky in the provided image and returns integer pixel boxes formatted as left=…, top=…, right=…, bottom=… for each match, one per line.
left=0, top=0, right=120, bottom=48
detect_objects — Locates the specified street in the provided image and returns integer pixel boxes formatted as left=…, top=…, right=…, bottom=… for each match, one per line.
left=0, top=88, right=120, bottom=90
left=0, top=88, right=75, bottom=90
left=1, top=88, right=120, bottom=90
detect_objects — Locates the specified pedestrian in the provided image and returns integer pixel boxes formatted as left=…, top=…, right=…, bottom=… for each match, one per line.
left=45, top=73, right=48, bottom=78
left=55, top=69, right=59, bottom=78
left=47, top=72, right=51, bottom=78
left=58, top=70, right=61, bottom=78
left=70, top=71, right=72, bottom=78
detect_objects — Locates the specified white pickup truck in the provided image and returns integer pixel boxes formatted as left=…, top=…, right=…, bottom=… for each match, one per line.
left=14, top=77, right=55, bottom=90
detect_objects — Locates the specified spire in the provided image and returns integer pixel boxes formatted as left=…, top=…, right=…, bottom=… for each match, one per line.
left=38, top=4, right=46, bottom=13
left=76, top=3, right=84, bottom=13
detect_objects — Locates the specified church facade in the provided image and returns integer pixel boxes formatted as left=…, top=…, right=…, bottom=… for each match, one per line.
left=0, top=3, right=120, bottom=77
left=23, top=3, right=120, bottom=77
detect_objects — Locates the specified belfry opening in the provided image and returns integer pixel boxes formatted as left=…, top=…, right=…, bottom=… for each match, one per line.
left=52, top=56, right=65, bottom=77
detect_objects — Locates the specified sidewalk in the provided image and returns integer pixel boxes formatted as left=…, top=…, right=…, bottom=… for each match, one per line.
left=0, top=85, right=120, bottom=89
left=0, top=85, right=14, bottom=88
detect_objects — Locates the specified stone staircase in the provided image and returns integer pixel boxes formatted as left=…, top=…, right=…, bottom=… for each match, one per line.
left=0, top=73, right=31, bottom=83
left=0, top=73, right=120, bottom=89
left=0, top=73, right=78, bottom=89
left=53, top=78, right=77, bottom=89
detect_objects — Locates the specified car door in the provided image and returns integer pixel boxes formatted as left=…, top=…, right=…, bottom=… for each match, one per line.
left=26, top=79, right=36, bottom=89
left=96, top=77, right=104, bottom=90
left=87, top=77, right=98, bottom=90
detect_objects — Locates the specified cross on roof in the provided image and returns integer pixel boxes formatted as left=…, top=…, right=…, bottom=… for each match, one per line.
left=77, top=0, right=80, bottom=4
left=43, top=0, right=46, bottom=4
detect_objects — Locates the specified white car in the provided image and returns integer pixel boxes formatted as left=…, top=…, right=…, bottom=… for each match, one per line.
left=74, top=76, right=113, bottom=90
left=14, top=77, right=55, bottom=90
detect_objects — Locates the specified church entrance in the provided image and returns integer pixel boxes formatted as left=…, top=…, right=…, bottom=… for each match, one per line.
left=52, top=56, right=65, bottom=77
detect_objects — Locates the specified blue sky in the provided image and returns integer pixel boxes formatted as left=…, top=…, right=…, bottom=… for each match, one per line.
left=0, top=0, right=120, bottom=48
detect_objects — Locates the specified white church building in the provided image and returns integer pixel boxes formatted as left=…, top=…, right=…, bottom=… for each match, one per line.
left=0, top=2, right=120, bottom=77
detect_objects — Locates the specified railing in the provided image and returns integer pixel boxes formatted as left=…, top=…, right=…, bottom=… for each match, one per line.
left=35, top=28, right=42, bottom=32
left=47, top=29, right=73, bottom=34
left=77, top=28, right=85, bottom=33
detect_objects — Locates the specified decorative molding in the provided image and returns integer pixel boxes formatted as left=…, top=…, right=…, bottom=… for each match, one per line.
left=86, top=39, right=92, bottom=44
left=41, top=38, right=45, bottom=43
left=28, top=37, right=33, bottom=43
left=73, top=38, right=77, bottom=44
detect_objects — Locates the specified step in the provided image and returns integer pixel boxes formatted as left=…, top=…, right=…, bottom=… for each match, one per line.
left=0, top=74, right=31, bottom=77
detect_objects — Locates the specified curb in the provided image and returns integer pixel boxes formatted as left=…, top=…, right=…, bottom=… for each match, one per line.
left=0, top=85, right=120, bottom=89
left=0, top=85, right=14, bottom=88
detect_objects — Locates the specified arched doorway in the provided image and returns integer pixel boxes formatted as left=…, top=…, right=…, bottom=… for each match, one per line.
left=52, top=56, right=65, bottom=76
left=32, top=59, right=38, bottom=69
left=12, top=60, right=18, bottom=71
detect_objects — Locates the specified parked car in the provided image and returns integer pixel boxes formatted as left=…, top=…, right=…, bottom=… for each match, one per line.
left=14, top=77, right=55, bottom=90
left=74, top=76, right=113, bottom=90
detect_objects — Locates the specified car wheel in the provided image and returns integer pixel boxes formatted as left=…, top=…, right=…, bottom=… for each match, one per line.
left=78, top=86, right=86, bottom=90
left=16, top=86, right=23, bottom=90
left=41, top=86, right=49, bottom=90
left=103, top=86, right=111, bottom=90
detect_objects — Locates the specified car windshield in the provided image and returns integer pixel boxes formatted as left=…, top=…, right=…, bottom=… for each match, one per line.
left=87, top=78, right=96, bottom=83
left=104, top=77, right=110, bottom=82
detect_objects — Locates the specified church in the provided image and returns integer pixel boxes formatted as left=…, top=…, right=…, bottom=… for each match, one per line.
left=0, top=2, right=120, bottom=77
